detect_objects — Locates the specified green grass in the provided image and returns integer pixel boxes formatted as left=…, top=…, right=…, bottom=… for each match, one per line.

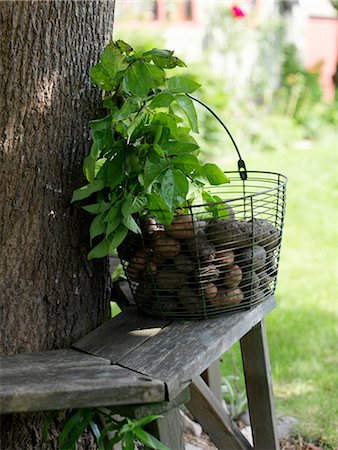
left=216, top=130, right=338, bottom=447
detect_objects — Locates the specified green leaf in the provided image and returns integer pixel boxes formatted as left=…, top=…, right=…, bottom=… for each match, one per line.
left=171, top=154, right=200, bottom=173
left=153, top=143, right=164, bottom=157
left=132, top=415, right=163, bottom=429
left=161, top=168, right=188, bottom=209
left=121, top=432, right=135, bottom=450
left=100, top=43, right=126, bottom=80
left=83, top=155, right=96, bottom=183
left=127, top=110, right=146, bottom=138
left=101, top=149, right=125, bottom=189
left=106, top=432, right=123, bottom=450
left=122, top=215, right=141, bottom=234
left=143, top=48, right=174, bottom=59
left=105, top=201, right=122, bottom=235
left=108, top=225, right=129, bottom=254
left=90, top=214, right=106, bottom=242
left=124, top=61, right=164, bottom=97
left=115, top=100, right=139, bottom=121
left=58, top=409, right=83, bottom=446
left=133, top=427, right=170, bottom=450
left=164, top=142, right=199, bottom=155
left=98, top=420, right=120, bottom=448
left=89, top=115, right=112, bottom=132
left=152, top=112, right=177, bottom=139
left=90, top=63, right=116, bottom=91
left=90, top=142, right=101, bottom=160
left=42, top=411, right=59, bottom=442
left=167, top=76, right=201, bottom=93
left=148, top=193, right=173, bottom=225
left=150, top=92, right=175, bottom=109
left=122, top=195, right=147, bottom=217
left=175, top=94, right=199, bottom=133
left=116, top=40, right=133, bottom=54
left=144, top=156, right=169, bottom=189
left=87, top=238, right=110, bottom=260
left=71, top=179, right=105, bottom=203
left=196, top=163, right=229, bottom=185
left=60, top=409, right=94, bottom=450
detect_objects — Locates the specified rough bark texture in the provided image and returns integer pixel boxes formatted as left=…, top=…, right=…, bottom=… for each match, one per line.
left=0, top=1, right=115, bottom=448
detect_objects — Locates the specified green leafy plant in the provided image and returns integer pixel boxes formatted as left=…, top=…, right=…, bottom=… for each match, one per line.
left=43, top=408, right=170, bottom=450
left=72, top=40, right=229, bottom=260
left=221, top=375, right=247, bottom=420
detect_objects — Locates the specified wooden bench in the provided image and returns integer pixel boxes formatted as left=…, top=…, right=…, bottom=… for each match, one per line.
left=0, top=295, right=279, bottom=450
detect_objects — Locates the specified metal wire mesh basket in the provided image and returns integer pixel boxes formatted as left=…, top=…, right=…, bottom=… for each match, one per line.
left=118, top=97, right=287, bottom=319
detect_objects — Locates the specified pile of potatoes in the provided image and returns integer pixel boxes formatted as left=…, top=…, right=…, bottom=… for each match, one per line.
left=117, top=213, right=280, bottom=318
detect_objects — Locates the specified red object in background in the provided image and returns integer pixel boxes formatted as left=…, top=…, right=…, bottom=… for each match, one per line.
left=304, top=16, right=338, bottom=101
left=231, top=5, right=245, bottom=18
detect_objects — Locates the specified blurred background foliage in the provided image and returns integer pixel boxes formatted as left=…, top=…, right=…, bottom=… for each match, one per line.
left=114, top=1, right=337, bottom=447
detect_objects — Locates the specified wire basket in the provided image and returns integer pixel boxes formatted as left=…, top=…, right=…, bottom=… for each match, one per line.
left=118, top=97, right=287, bottom=319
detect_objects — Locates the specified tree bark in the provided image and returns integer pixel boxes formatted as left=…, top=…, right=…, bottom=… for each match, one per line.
left=0, top=1, right=115, bottom=447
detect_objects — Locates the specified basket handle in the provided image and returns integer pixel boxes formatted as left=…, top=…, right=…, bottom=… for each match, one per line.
left=186, top=94, right=248, bottom=181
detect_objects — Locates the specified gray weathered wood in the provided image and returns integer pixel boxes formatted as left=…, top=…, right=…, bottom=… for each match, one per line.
left=0, top=365, right=165, bottom=414
left=73, top=307, right=170, bottom=362
left=119, top=296, right=276, bottom=398
left=113, top=387, right=190, bottom=419
left=146, top=407, right=184, bottom=450
left=202, top=360, right=223, bottom=405
left=0, top=349, right=110, bottom=374
left=240, top=320, right=279, bottom=450
left=187, top=376, right=252, bottom=450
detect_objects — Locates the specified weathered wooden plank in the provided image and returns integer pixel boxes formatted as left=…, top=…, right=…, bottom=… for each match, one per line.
left=73, top=307, right=171, bottom=362
left=0, top=349, right=110, bottom=374
left=240, top=320, right=279, bottom=450
left=186, top=376, right=252, bottom=450
left=0, top=365, right=165, bottom=414
left=146, top=407, right=184, bottom=450
left=113, top=387, right=190, bottom=419
left=119, top=297, right=276, bottom=398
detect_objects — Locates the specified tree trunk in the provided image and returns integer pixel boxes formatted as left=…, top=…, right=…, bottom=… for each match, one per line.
left=0, top=1, right=115, bottom=447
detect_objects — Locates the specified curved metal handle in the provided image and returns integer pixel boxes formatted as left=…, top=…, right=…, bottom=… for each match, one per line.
left=186, top=94, right=248, bottom=181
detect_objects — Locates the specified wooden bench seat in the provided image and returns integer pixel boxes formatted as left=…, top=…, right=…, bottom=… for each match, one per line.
left=0, top=295, right=279, bottom=450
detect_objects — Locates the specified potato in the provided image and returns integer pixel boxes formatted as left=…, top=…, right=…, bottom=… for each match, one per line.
left=177, top=284, right=201, bottom=312
left=130, top=249, right=147, bottom=271
left=236, top=245, right=266, bottom=272
left=186, top=229, right=215, bottom=262
left=202, top=283, right=218, bottom=299
left=226, top=288, right=244, bottom=305
left=197, top=264, right=220, bottom=282
left=127, top=266, right=141, bottom=281
left=167, top=214, right=195, bottom=240
left=140, top=216, right=165, bottom=235
left=157, top=269, right=188, bottom=291
left=153, top=235, right=181, bottom=258
left=208, top=287, right=243, bottom=308
left=249, top=219, right=280, bottom=251
left=215, top=249, right=235, bottom=268
left=174, top=253, right=195, bottom=273
left=223, top=264, right=243, bottom=289
left=117, top=231, right=143, bottom=261
left=240, top=270, right=260, bottom=292
left=206, top=219, right=251, bottom=250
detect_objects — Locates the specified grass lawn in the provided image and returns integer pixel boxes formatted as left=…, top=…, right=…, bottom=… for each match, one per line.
left=216, top=130, right=338, bottom=448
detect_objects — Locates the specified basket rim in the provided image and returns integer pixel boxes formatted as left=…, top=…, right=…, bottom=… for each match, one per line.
left=188, top=170, right=288, bottom=211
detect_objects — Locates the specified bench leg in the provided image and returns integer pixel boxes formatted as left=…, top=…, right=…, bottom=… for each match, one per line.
left=146, top=407, right=184, bottom=450
left=240, top=319, right=279, bottom=450
left=187, top=376, right=252, bottom=450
